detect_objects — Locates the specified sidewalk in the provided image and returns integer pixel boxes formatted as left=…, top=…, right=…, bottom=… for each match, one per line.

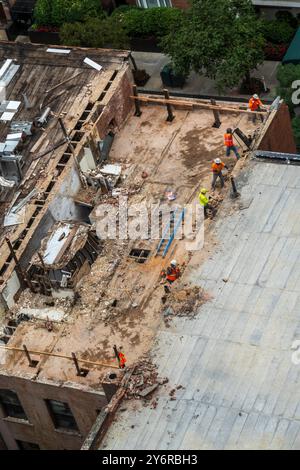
left=131, top=51, right=280, bottom=101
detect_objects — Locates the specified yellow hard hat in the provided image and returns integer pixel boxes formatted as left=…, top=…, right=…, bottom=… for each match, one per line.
left=201, top=188, right=207, bottom=194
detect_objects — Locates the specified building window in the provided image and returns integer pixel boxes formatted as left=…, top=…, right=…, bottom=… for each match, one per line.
left=46, top=399, right=78, bottom=431
left=16, top=440, right=40, bottom=450
left=0, top=390, right=28, bottom=421
left=137, top=0, right=172, bottom=8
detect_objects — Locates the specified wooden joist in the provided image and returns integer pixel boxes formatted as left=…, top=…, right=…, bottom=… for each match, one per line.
left=130, top=95, right=268, bottom=115
left=45, top=71, right=85, bottom=95
left=0, top=344, right=119, bottom=369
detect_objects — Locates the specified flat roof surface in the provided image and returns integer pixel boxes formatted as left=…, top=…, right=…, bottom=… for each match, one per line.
left=101, top=160, right=300, bottom=450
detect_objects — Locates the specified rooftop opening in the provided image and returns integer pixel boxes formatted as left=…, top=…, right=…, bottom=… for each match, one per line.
left=129, top=249, right=151, bottom=264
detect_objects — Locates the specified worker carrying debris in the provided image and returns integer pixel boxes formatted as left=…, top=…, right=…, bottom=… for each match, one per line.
left=211, top=158, right=228, bottom=191
left=224, top=128, right=240, bottom=159
left=161, top=260, right=181, bottom=294
left=199, top=188, right=216, bottom=218
left=249, top=94, right=264, bottom=123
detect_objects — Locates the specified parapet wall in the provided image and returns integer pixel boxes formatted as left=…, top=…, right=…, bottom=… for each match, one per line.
left=257, top=103, right=297, bottom=155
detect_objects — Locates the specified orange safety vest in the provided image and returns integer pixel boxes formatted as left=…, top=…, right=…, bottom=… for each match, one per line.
left=118, top=352, right=126, bottom=368
left=211, top=162, right=225, bottom=173
left=224, top=133, right=233, bottom=147
left=166, top=266, right=180, bottom=282
left=249, top=97, right=262, bottom=111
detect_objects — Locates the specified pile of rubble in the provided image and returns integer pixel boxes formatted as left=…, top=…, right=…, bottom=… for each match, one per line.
left=210, top=192, right=224, bottom=209
left=125, top=356, right=168, bottom=401
left=162, top=285, right=210, bottom=325
left=9, top=288, right=74, bottom=318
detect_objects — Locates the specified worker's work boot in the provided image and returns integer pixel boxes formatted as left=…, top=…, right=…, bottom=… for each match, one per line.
left=164, top=285, right=171, bottom=294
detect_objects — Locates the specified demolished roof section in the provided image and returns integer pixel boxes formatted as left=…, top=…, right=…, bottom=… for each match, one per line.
left=31, top=222, right=89, bottom=269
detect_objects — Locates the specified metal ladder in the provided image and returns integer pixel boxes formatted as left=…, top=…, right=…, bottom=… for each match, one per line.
left=155, top=208, right=185, bottom=258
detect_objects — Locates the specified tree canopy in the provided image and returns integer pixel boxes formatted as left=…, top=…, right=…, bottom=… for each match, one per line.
left=60, top=16, right=129, bottom=49
left=161, top=0, right=266, bottom=91
left=34, top=0, right=104, bottom=27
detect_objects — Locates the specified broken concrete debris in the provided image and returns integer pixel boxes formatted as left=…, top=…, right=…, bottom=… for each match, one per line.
left=124, top=358, right=167, bottom=401
left=138, top=383, right=159, bottom=397
left=162, top=286, right=210, bottom=324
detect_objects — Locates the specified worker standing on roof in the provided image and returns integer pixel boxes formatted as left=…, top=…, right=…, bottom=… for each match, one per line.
left=224, top=128, right=240, bottom=159
left=249, top=94, right=264, bottom=123
left=211, top=158, right=228, bottom=191
left=113, top=345, right=127, bottom=369
left=161, top=260, right=181, bottom=293
left=118, top=351, right=126, bottom=369
left=198, top=188, right=216, bottom=218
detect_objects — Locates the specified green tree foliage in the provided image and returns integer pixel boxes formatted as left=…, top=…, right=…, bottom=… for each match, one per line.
left=60, top=16, right=129, bottom=49
left=261, top=19, right=295, bottom=45
left=161, top=0, right=265, bottom=91
left=33, top=0, right=52, bottom=25
left=276, top=64, right=300, bottom=115
left=112, top=6, right=185, bottom=38
left=275, top=10, right=298, bottom=29
left=292, top=116, right=300, bottom=150
left=34, top=0, right=104, bottom=26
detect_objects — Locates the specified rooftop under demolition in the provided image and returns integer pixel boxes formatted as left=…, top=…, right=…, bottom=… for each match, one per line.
left=0, top=41, right=297, bottom=450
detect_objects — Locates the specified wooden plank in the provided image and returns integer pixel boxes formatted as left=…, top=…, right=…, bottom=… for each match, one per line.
left=130, top=95, right=267, bottom=115
left=141, top=96, right=193, bottom=109
left=0, top=344, right=119, bottom=369
left=45, top=71, right=85, bottom=95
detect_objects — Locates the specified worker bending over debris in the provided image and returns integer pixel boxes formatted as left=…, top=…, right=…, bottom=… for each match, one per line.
left=224, top=128, right=240, bottom=159
left=249, top=94, right=264, bottom=123
left=211, top=158, right=228, bottom=191
left=161, top=260, right=181, bottom=294
left=199, top=188, right=216, bottom=218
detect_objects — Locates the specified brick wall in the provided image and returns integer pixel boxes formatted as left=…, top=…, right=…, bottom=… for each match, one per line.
left=95, top=67, right=134, bottom=139
left=171, top=0, right=190, bottom=9
left=0, top=374, right=109, bottom=450
left=257, top=103, right=297, bottom=154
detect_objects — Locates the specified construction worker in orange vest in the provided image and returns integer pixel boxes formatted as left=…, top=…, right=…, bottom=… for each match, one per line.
left=249, top=94, right=264, bottom=123
left=161, top=260, right=181, bottom=293
left=113, top=345, right=127, bottom=369
left=118, top=351, right=126, bottom=369
left=211, top=158, right=228, bottom=191
left=224, top=128, right=240, bottom=159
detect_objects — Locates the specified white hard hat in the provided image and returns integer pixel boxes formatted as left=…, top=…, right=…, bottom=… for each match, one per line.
left=170, top=260, right=177, bottom=266
left=253, top=94, right=259, bottom=99
left=215, top=158, right=221, bottom=164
